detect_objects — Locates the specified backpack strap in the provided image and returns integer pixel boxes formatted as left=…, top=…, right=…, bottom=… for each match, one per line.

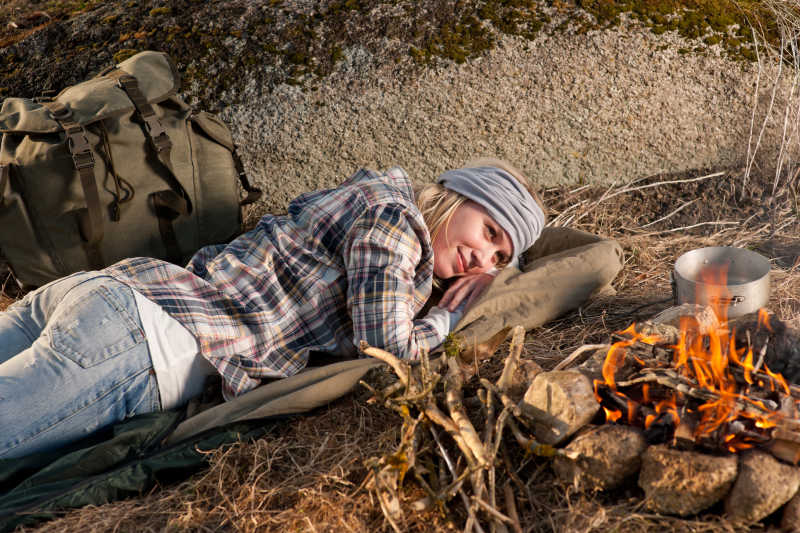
left=107, top=69, right=190, bottom=264
left=39, top=101, right=105, bottom=270
left=231, top=147, right=262, bottom=206
left=0, top=164, right=9, bottom=207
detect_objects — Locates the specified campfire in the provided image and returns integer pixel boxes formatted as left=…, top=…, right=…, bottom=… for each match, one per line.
left=593, top=301, right=794, bottom=459
left=555, top=263, right=800, bottom=523
left=362, top=260, right=800, bottom=530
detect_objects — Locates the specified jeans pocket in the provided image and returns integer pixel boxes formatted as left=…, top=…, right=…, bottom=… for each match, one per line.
left=50, top=285, right=145, bottom=368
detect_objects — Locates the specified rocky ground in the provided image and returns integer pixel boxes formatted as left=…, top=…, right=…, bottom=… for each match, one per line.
left=1, top=0, right=797, bottom=216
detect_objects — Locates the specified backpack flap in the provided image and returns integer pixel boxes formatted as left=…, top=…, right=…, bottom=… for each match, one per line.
left=0, top=52, right=179, bottom=134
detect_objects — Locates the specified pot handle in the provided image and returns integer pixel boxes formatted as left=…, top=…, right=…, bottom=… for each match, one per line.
left=714, top=295, right=746, bottom=307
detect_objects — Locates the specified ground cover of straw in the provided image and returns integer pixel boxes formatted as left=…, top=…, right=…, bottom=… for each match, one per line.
left=3, top=168, right=800, bottom=532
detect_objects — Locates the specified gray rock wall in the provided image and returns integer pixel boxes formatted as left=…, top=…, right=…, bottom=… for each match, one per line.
left=222, top=25, right=798, bottom=215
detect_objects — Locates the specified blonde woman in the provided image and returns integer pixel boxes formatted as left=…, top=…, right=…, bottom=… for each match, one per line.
left=0, top=159, right=546, bottom=458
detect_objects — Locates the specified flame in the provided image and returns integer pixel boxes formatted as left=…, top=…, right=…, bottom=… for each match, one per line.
left=758, top=308, right=773, bottom=332
left=765, top=364, right=790, bottom=396
left=697, top=265, right=731, bottom=323
left=599, top=324, right=662, bottom=391
left=594, top=263, right=786, bottom=452
left=604, top=407, right=622, bottom=422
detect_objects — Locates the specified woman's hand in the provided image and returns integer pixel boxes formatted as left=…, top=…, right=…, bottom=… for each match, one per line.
left=439, top=272, right=495, bottom=312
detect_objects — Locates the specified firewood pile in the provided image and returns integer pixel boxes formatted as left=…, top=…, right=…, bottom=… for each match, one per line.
left=360, top=304, right=800, bottom=531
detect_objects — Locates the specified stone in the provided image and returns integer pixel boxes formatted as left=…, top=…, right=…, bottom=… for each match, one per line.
left=520, top=370, right=599, bottom=446
left=506, top=359, right=544, bottom=403
left=725, top=450, right=800, bottom=524
left=638, top=445, right=738, bottom=516
left=553, top=424, right=647, bottom=490
left=781, top=490, right=800, bottom=531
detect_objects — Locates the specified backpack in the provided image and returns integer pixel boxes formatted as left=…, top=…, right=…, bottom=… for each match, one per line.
left=0, top=51, right=260, bottom=288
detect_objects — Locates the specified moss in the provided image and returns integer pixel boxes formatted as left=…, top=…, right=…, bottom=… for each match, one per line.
left=148, top=7, right=171, bottom=17
left=112, top=48, right=138, bottom=63
left=575, top=0, right=786, bottom=63
left=443, top=334, right=464, bottom=359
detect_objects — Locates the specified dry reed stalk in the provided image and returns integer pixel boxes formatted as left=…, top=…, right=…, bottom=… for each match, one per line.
left=741, top=0, right=800, bottom=207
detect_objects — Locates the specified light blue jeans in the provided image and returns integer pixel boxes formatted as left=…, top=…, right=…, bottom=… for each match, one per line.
left=0, top=272, right=161, bottom=459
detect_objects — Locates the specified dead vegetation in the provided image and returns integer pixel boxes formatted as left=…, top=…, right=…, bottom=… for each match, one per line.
left=2, top=166, right=798, bottom=533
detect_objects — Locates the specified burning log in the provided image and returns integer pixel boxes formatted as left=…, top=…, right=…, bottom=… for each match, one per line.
left=731, top=311, right=800, bottom=387
left=520, top=370, right=599, bottom=445
left=724, top=450, right=800, bottom=523
left=638, top=445, right=738, bottom=516
left=649, top=303, right=720, bottom=337
left=770, top=428, right=800, bottom=465
left=553, top=424, right=647, bottom=490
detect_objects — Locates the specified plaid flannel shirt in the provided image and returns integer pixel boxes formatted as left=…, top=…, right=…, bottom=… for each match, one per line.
left=105, top=168, right=443, bottom=400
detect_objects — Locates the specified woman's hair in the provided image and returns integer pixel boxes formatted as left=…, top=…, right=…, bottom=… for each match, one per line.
left=413, top=158, right=546, bottom=279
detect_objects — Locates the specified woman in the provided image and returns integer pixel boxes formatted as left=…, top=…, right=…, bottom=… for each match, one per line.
left=0, top=158, right=545, bottom=459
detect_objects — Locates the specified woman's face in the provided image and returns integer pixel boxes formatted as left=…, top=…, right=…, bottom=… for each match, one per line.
left=432, top=200, right=513, bottom=279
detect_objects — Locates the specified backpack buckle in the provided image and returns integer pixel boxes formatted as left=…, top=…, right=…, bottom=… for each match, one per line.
left=143, top=115, right=172, bottom=153
left=65, top=127, right=95, bottom=170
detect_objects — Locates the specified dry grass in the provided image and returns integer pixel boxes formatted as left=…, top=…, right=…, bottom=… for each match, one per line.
left=3, top=167, right=798, bottom=533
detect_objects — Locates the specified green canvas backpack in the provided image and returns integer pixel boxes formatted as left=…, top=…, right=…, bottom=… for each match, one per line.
left=0, top=51, right=260, bottom=288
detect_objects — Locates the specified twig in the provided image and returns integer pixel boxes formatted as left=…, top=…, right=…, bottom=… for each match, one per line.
left=471, top=496, right=515, bottom=525
left=497, top=325, right=525, bottom=391
left=631, top=220, right=739, bottom=238
left=491, top=406, right=514, bottom=461
left=553, top=343, right=611, bottom=371
left=431, top=427, right=486, bottom=533
left=478, top=387, right=498, bottom=532
left=424, top=402, right=479, bottom=466
left=480, top=379, right=522, bottom=418
left=360, top=341, right=410, bottom=388
left=639, top=199, right=697, bottom=228
left=506, top=419, right=564, bottom=458
left=608, top=172, right=724, bottom=199
left=753, top=337, right=770, bottom=374
left=445, top=357, right=489, bottom=466
left=503, top=483, right=524, bottom=533
left=554, top=172, right=725, bottom=228
left=395, top=375, right=441, bottom=403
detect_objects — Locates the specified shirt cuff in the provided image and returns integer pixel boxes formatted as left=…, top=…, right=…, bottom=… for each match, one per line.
left=423, top=304, right=465, bottom=338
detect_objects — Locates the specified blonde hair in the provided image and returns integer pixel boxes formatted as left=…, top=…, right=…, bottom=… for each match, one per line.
left=413, top=158, right=546, bottom=278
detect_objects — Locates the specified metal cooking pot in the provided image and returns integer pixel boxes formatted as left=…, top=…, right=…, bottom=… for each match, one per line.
left=673, top=246, right=771, bottom=318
